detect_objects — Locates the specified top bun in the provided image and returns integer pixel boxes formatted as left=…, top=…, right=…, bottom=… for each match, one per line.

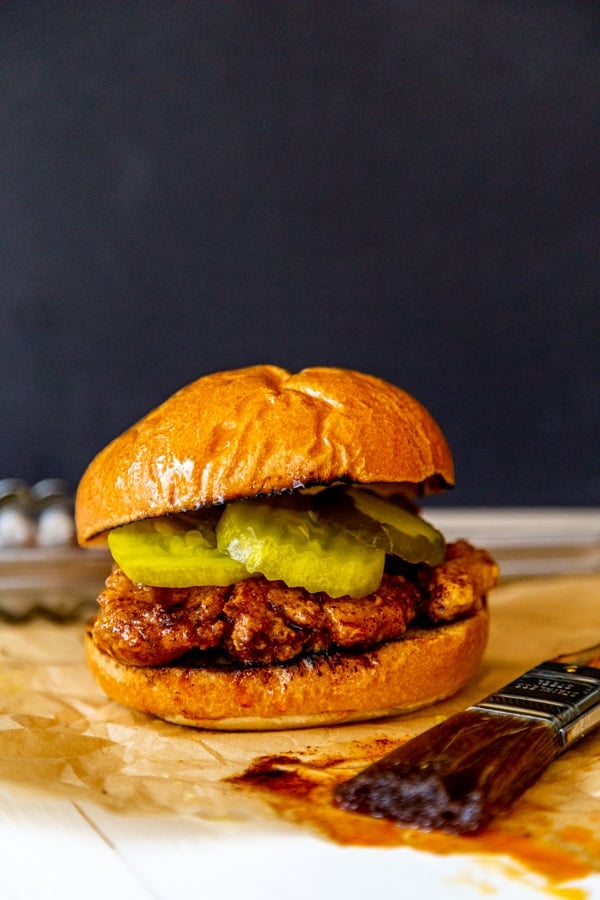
left=75, top=365, right=454, bottom=545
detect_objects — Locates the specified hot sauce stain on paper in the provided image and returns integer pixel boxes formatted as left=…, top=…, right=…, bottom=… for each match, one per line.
left=226, top=737, right=598, bottom=894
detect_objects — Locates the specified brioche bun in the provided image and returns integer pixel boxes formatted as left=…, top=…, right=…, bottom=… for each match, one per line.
left=84, top=607, right=488, bottom=731
left=75, top=365, right=453, bottom=545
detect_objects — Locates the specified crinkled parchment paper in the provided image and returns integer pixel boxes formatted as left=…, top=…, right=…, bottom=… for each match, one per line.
left=1, top=574, right=600, bottom=881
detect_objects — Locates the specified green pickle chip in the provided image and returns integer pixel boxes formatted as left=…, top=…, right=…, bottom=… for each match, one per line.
left=343, top=487, right=445, bottom=565
left=108, top=514, right=249, bottom=587
left=107, top=486, right=444, bottom=594
left=216, top=495, right=385, bottom=599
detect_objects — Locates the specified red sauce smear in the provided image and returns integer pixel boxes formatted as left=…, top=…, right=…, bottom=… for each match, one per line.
left=228, top=739, right=597, bottom=892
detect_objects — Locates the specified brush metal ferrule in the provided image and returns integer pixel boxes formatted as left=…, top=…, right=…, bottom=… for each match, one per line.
left=469, top=661, right=600, bottom=749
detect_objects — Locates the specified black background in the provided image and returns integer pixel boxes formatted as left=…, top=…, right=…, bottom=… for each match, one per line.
left=1, top=1, right=598, bottom=505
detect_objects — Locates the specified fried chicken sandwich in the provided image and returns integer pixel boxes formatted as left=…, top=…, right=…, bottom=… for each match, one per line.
left=75, top=365, right=498, bottom=730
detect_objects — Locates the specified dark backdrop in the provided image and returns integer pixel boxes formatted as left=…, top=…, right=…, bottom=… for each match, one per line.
left=1, top=1, right=598, bottom=505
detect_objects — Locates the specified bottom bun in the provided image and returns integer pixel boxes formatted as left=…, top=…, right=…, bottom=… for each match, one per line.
left=84, top=606, right=488, bottom=731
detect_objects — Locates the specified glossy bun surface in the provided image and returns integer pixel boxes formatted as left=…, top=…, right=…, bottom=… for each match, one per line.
left=76, top=365, right=453, bottom=544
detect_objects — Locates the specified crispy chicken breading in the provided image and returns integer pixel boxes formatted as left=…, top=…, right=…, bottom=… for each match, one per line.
left=91, top=541, right=498, bottom=668
left=424, top=540, right=499, bottom=623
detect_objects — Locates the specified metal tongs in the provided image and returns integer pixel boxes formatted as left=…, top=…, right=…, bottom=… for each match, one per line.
left=334, top=642, right=600, bottom=834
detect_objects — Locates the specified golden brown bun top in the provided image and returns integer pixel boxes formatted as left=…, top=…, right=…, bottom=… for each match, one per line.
left=75, top=365, right=454, bottom=544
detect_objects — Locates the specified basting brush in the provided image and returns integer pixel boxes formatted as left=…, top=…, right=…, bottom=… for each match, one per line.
left=334, top=644, right=600, bottom=834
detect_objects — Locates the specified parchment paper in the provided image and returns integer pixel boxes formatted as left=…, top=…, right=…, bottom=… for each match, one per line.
left=1, top=573, right=600, bottom=881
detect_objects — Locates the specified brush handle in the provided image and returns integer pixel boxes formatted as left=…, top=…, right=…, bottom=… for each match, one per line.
left=335, top=661, right=600, bottom=834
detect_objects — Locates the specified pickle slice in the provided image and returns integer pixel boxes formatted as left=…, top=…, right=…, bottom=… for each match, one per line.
left=313, top=487, right=389, bottom=549
left=107, top=487, right=443, bottom=592
left=343, top=487, right=445, bottom=566
left=108, top=514, right=249, bottom=587
left=216, top=496, right=385, bottom=598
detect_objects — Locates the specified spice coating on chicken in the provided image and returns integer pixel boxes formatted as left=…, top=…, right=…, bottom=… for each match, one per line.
left=91, top=540, right=498, bottom=668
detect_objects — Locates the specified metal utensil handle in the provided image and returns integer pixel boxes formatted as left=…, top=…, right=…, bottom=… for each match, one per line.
left=470, top=661, right=600, bottom=747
